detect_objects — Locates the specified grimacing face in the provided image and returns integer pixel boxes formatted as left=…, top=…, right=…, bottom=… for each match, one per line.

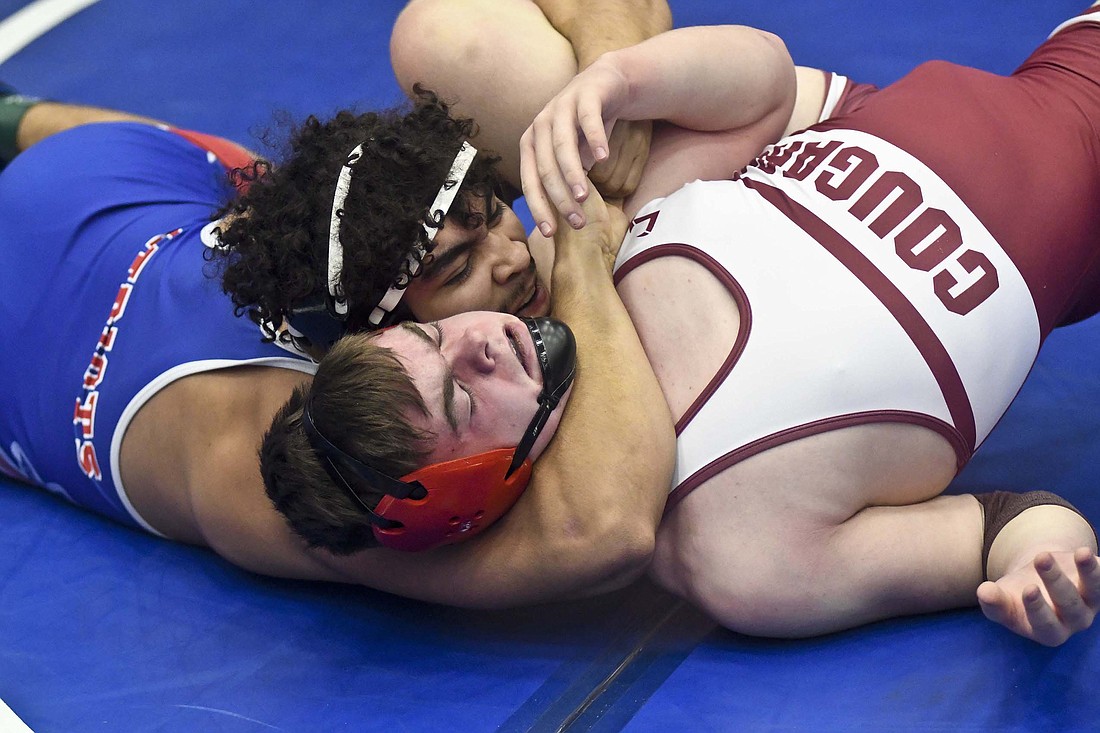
left=400, top=198, right=552, bottom=322
left=372, top=312, right=572, bottom=466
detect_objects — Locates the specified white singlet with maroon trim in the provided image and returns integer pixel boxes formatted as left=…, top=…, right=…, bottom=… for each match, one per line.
left=614, top=129, right=1040, bottom=505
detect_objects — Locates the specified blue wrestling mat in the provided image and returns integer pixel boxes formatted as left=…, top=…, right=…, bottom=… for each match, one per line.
left=2, top=1, right=1098, bottom=731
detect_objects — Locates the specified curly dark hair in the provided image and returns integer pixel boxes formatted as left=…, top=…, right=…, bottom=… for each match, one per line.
left=211, top=86, right=504, bottom=342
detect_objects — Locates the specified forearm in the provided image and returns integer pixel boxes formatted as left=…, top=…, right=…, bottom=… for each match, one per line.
left=601, top=25, right=796, bottom=135
left=490, top=195, right=676, bottom=597
left=545, top=231, right=675, bottom=538
left=707, top=494, right=985, bottom=638
left=763, top=492, right=1097, bottom=637
left=532, top=0, right=672, bottom=70
left=391, top=0, right=579, bottom=189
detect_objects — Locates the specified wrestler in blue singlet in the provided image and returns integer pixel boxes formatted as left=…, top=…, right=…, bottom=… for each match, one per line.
left=0, top=123, right=315, bottom=532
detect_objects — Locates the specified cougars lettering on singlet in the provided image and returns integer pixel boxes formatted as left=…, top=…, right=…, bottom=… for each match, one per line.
left=751, top=132, right=998, bottom=314
left=617, top=129, right=1040, bottom=503
left=738, top=128, right=1038, bottom=444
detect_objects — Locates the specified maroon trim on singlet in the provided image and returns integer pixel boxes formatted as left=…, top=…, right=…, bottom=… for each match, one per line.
left=741, top=177, right=978, bottom=454
left=665, top=410, right=968, bottom=513
left=614, top=243, right=752, bottom=434
left=829, top=77, right=880, bottom=119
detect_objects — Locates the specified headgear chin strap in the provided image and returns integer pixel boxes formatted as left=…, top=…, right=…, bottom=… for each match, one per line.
left=301, top=317, right=576, bottom=552
left=284, top=140, right=479, bottom=350
left=508, top=317, right=577, bottom=475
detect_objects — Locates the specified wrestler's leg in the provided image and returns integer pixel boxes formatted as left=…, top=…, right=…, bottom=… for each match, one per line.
left=14, top=101, right=164, bottom=155
left=5, top=96, right=255, bottom=177
left=390, top=0, right=577, bottom=189
left=816, top=11, right=1100, bottom=333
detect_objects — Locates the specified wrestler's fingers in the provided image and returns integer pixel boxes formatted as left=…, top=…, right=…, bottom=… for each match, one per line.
left=976, top=581, right=1013, bottom=626
left=1034, top=552, right=1092, bottom=630
left=1076, top=548, right=1100, bottom=607
left=527, top=114, right=583, bottom=230
left=550, top=96, right=594, bottom=206
left=608, top=121, right=650, bottom=199
left=520, top=126, right=557, bottom=238
left=537, top=113, right=585, bottom=230
left=588, top=151, right=622, bottom=195
left=593, top=125, right=633, bottom=194
left=620, top=144, right=646, bottom=198
left=1021, top=583, right=1070, bottom=647
left=576, top=92, right=610, bottom=169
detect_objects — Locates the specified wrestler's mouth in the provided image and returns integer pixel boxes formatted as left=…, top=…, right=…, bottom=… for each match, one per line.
left=505, top=322, right=534, bottom=382
left=514, top=278, right=547, bottom=317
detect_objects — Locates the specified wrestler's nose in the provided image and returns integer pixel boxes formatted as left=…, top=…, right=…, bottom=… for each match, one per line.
left=447, top=325, right=497, bottom=376
left=488, top=232, right=531, bottom=285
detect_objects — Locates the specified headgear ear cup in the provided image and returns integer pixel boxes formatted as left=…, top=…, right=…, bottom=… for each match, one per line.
left=372, top=449, right=532, bottom=551
left=285, top=292, right=349, bottom=352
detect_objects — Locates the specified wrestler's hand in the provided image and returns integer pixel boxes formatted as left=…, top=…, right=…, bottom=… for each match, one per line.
left=977, top=548, right=1100, bottom=646
left=587, top=119, right=651, bottom=201
left=552, top=178, right=627, bottom=275
left=520, top=57, right=632, bottom=237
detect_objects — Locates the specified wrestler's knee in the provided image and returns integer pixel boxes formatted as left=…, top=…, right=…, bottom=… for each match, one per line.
left=391, top=0, right=507, bottom=93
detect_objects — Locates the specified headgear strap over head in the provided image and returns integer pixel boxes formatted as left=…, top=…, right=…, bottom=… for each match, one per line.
left=284, top=140, right=479, bottom=350
left=301, top=317, right=576, bottom=552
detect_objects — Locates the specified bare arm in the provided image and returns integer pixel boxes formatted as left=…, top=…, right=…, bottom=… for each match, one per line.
left=521, top=25, right=796, bottom=235
left=312, top=185, right=675, bottom=607
left=531, top=0, right=671, bottom=199
left=673, top=469, right=1098, bottom=645
left=826, top=496, right=1100, bottom=646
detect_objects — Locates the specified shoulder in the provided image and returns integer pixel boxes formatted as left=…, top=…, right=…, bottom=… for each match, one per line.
left=124, top=365, right=337, bottom=579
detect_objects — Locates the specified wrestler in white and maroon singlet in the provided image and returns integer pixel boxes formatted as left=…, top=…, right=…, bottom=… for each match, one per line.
left=614, top=9, right=1100, bottom=509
